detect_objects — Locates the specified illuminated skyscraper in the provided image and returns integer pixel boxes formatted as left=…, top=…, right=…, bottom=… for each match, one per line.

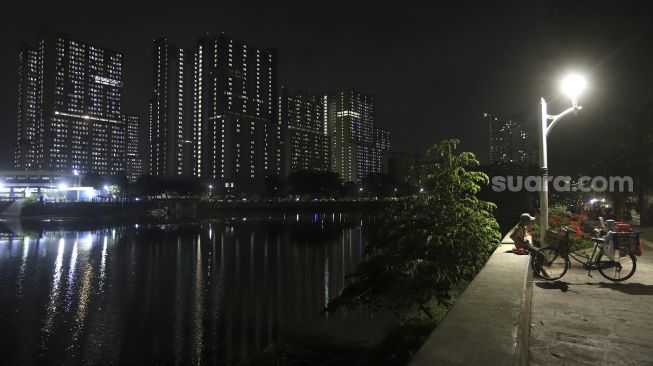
left=485, top=112, right=535, bottom=165
left=372, top=128, right=391, bottom=173
left=325, top=89, right=388, bottom=182
left=193, top=33, right=279, bottom=190
left=14, top=27, right=126, bottom=175
left=149, top=38, right=194, bottom=178
left=279, top=88, right=330, bottom=176
left=124, top=114, right=142, bottom=182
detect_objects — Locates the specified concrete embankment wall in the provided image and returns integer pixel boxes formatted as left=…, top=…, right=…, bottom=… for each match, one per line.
left=409, top=229, right=532, bottom=366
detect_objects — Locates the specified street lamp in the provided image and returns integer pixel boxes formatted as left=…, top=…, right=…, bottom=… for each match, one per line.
left=208, top=184, right=213, bottom=197
left=538, top=73, right=587, bottom=243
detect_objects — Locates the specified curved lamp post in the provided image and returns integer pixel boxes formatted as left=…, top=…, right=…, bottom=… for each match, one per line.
left=538, top=74, right=587, bottom=243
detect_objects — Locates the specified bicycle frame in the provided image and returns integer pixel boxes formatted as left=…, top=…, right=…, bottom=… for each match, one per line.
left=565, top=242, right=604, bottom=276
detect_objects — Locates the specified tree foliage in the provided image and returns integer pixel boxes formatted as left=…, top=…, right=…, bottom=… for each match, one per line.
left=325, top=139, right=501, bottom=318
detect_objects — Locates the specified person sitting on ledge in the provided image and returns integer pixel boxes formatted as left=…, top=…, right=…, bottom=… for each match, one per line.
left=510, top=213, right=540, bottom=254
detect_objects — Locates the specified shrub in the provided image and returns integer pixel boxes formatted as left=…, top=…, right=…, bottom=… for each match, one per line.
left=324, top=139, right=501, bottom=319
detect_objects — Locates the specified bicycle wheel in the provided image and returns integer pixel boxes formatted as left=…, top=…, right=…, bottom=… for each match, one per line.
left=597, top=251, right=636, bottom=282
left=532, top=247, right=568, bottom=281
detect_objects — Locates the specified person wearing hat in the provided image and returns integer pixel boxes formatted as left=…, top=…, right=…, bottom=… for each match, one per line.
left=510, top=213, right=538, bottom=254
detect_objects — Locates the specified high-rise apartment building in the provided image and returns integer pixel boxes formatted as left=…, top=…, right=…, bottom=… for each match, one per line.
left=486, top=112, right=535, bottom=165
left=192, top=33, right=279, bottom=190
left=279, top=88, right=330, bottom=176
left=124, top=114, right=142, bottom=182
left=325, top=89, right=389, bottom=182
left=148, top=33, right=279, bottom=190
left=14, top=27, right=126, bottom=175
left=372, top=128, right=391, bottom=173
left=149, top=38, right=194, bottom=178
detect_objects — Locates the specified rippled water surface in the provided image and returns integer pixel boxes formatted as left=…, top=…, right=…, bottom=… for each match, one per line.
left=0, top=213, right=393, bottom=365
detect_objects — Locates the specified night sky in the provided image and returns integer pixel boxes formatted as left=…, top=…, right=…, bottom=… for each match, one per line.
left=1, top=1, right=651, bottom=170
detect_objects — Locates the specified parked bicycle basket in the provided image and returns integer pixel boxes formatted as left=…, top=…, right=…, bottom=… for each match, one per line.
left=545, top=229, right=564, bottom=247
left=611, top=232, right=639, bottom=255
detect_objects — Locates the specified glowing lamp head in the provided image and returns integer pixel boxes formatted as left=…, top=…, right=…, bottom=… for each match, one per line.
left=561, top=74, right=587, bottom=105
left=58, top=183, right=68, bottom=190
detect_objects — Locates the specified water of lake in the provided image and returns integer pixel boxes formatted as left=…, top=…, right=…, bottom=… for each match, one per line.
left=0, top=213, right=394, bottom=365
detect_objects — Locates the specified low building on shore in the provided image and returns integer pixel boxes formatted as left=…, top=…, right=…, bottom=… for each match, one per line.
left=0, top=170, right=99, bottom=202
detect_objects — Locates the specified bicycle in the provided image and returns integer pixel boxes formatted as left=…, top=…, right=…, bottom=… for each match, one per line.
left=531, top=226, right=638, bottom=282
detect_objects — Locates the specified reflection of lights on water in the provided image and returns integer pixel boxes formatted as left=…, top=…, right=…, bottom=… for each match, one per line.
left=72, top=263, right=93, bottom=346
left=65, top=241, right=79, bottom=311
left=112, top=229, right=116, bottom=240
left=296, top=214, right=299, bottom=222
left=99, top=236, right=108, bottom=287
left=324, top=257, right=330, bottom=314
left=22, top=237, right=30, bottom=260
left=192, top=234, right=204, bottom=363
left=208, top=226, right=212, bottom=240
left=80, top=233, right=94, bottom=251
left=16, top=235, right=31, bottom=298
left=43, top=238, right=66, bottom=337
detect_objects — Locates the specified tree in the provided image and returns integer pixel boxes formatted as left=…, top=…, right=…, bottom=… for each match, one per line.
left=325, top=139, right=501, bottom=318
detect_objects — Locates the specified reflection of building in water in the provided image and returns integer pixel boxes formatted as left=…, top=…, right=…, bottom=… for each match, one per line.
left=0, top=217, right=393, bottom=365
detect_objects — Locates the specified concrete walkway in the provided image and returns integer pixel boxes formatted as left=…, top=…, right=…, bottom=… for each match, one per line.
left=529, top=227, right=653, bottom=365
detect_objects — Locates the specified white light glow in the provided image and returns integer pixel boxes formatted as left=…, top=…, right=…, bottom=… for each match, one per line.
left=561, top=74, right=587, bottom=103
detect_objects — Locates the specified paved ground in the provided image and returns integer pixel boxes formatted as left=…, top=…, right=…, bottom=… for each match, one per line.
left=529, top=226, right=653, bottom=365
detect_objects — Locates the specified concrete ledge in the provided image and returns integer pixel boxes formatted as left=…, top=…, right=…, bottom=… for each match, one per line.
left=409, top=243, right=532, bottom=366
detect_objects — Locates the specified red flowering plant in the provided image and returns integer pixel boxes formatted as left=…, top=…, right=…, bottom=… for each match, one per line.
left=530, top=205, right=594, bottom=251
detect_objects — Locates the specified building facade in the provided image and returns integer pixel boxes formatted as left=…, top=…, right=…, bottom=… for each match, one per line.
left=486, top=112, right=535, bottom=165
left=279, top=88, right=330, bottom=176
left=14, top=27, right=126, bottom=176
left=372, top=127, right=391, bottom=174
left=192, top=34, right=279, bottom=190
left=149, top=38, right=194, bottom=178
left=325, top=89, right=389, bottom=182
left=124, top=114, right=142, bottom=182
